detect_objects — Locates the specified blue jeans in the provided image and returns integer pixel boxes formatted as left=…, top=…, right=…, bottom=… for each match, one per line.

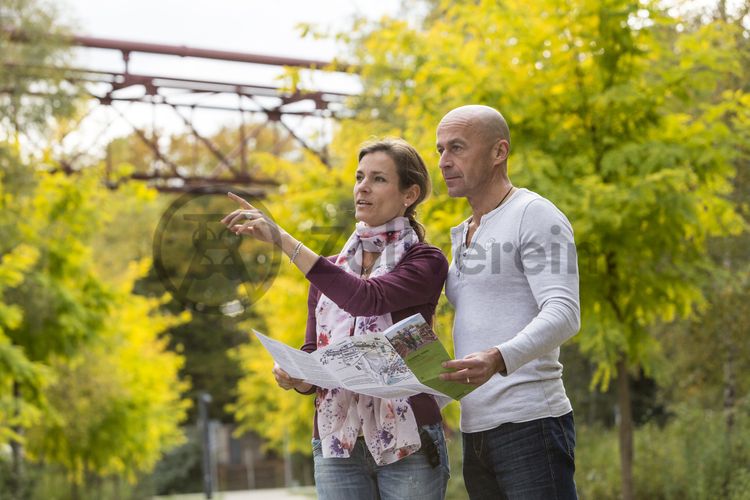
left=312, top=423, right=450, bottom=500
left=462, top=412, right=577, bottom=500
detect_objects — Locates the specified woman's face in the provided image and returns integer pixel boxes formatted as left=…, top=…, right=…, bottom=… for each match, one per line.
left=353, top=151, right=417, bottom=227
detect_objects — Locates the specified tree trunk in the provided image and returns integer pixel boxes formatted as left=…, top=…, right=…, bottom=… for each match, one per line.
left=723, top=332, right=736, bottom=495
left=617, top=358, right=634, bottom=500
left=71, top=478, right=79, bottom=500
left=721, top=258, right=737, bottom=438
left=10, top=380, right=24, bottom=498
left=723, top=339, right=736, bottom=433
left=114, top=475, right=122, bottom=500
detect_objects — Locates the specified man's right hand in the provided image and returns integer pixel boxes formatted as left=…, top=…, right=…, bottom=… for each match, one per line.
left=439, top=347, right=506, bottom=387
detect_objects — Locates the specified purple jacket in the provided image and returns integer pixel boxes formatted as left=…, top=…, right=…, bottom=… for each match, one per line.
left=300, top=242, right=449, bottom=438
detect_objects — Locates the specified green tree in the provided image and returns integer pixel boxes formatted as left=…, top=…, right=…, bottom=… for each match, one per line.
left=1, top=2, right=91, bottom=494
left=0, top=157, right=193, bottom=497
left=0, top=243, right=44, bottom=444
left=26, top=261, right=190, bottom=498
left=0, top=0, right=80, bottom=138
left=656, top=7, right=750, bottom=494
left=0, top=154, right=114, bottom=496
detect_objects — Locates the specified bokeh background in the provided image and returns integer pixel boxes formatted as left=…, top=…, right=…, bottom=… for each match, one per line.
left=1, top=0, right=749, bottom=499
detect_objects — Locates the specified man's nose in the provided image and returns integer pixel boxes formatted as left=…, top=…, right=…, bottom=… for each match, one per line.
left=438, top=152, right=451, bottom=169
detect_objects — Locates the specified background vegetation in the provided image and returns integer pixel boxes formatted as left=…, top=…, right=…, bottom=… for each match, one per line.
left=1, top=0, right=748, bottom=498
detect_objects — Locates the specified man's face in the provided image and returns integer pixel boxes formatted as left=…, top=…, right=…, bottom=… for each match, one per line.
left=436, top=116, right=496, bottom=199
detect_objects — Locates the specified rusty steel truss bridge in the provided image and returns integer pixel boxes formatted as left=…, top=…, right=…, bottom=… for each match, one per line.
left=9, top=34, right=355, bottom=194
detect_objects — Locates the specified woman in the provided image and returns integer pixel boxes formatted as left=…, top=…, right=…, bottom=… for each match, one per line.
left=222, top=138, right=449, bottom=500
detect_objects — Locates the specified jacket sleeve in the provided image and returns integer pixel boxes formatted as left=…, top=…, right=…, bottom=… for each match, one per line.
left=304, top=244, right=448, bottom=317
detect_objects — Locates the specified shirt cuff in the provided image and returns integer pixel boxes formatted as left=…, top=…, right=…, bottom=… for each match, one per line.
left=294, top=384, right=317, bottom=396
left=495, top=342, right=519, bottom=376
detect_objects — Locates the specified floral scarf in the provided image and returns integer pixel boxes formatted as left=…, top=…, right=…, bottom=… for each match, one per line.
left=314, top=217, right=421, bottom=465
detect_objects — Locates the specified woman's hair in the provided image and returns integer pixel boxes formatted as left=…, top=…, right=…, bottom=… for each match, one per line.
left=358, top=138, right=431, bottom=242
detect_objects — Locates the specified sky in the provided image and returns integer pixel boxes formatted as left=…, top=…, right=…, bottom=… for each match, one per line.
left=61, top=0, right=401, bottom=60
left=55, top=0, right=404, bottom=156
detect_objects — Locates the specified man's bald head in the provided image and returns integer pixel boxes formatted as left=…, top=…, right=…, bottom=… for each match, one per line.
left=439, top=105, right=510, bottom=149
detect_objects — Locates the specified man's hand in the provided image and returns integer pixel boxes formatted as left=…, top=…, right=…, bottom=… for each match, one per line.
left=439, top=348, right=506, bottom=386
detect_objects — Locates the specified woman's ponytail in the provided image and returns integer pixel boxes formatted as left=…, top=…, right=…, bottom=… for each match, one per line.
left=405, top=207, right=426, bottom=242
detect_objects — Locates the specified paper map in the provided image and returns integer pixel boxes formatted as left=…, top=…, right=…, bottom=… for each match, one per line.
left=254, top=313, right=476, bottom=403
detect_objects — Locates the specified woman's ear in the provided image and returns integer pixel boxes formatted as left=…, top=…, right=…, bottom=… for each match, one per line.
left=404, top=184, right=421, bottom=206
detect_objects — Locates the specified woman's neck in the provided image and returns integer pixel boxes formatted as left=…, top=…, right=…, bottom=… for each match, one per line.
left=361, top=250, right=380, bottom=276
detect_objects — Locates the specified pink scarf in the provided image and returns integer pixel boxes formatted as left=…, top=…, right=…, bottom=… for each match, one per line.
left=314, top=217, right=422, bottom=465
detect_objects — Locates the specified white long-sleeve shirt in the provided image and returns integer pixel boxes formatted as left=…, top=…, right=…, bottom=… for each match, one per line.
left=446, top=188, right=580, bottom=432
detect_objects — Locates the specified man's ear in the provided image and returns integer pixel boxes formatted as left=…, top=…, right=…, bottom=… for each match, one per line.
left=495, top=139, right=510, bottom=162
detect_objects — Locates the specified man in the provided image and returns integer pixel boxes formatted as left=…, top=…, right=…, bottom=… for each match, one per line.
left=437, top=105, right=580, bottom=499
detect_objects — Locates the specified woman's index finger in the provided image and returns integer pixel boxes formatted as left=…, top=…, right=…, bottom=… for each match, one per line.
left=227, top=192, right=253, bottom=209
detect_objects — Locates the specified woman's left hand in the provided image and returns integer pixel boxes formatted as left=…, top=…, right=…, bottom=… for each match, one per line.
left=221, top=192, right=283, bottom=245
left=272, top=363, right=312, bottom=392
